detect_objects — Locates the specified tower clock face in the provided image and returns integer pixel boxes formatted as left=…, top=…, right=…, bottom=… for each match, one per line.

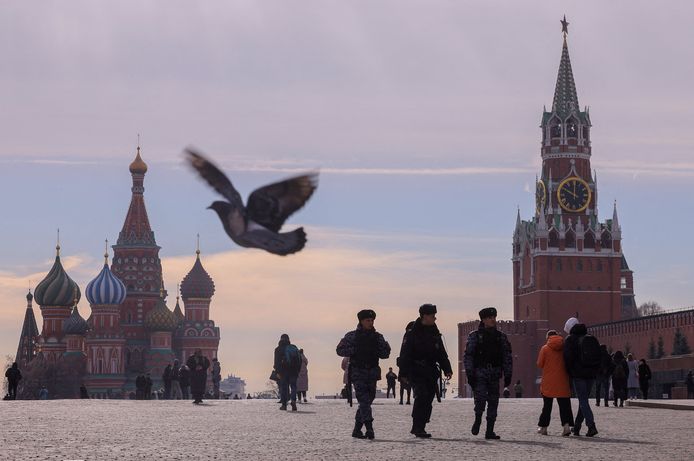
left=557, top=176, right=591, bottom=212
left=536, top=179, right=547, bottom=213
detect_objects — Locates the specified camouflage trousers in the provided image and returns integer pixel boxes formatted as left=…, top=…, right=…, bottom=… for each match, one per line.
left=472, top=367, right=501, bottom=421
left=352, top=367, right=379, bottom=423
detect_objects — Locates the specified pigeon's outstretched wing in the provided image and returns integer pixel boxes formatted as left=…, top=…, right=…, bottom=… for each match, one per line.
left=184, top=148, right=244, bottom=209
left=246, top=173, right=318, bottom=232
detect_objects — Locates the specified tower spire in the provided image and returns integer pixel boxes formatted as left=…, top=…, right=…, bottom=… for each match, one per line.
left=196, top=233, right=201, bottom=258
left=56, top=228, right=61, bottom=256
left=612, top=200, right=621, bottom=239
left=552, top=16, right=579, bottom=118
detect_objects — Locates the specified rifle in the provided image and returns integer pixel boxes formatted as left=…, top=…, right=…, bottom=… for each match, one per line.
left=347, top=360, right=353, bottom=407
left=435, top=364, right=442, bottom=403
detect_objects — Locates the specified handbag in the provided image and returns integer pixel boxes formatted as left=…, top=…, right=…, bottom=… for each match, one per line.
left=269, top=370, right=279, bottom=382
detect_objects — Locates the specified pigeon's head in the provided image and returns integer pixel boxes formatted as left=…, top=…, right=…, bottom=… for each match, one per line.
left=207, top=201, right=233, bottom=216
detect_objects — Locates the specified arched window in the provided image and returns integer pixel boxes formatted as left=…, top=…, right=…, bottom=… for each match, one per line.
left=584, top=230, right=596, bottom=249
left=577, top=259, right=583, bottom=272
left=565, top=229, right=576, bottom=249
left=601, top=231, right=612, bottom=249
left=549, top=229, right=560, bottom=248
left=550, top=123, right=561, bottom=138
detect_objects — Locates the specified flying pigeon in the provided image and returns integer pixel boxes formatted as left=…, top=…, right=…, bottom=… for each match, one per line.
left=185, top=148, right=318, bottom=256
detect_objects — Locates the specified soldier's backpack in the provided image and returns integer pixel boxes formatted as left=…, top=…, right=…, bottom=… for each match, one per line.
left=283, top=344, right=302, bottom=373
left=612, top=361, right=626, bottom=380
left=578, top=334, right=602, bottom=371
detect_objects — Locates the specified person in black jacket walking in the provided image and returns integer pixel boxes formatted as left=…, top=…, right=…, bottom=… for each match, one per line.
left=399, top=304, right=452, bottom=438
left=463, top=307, right=513, bottom=440
left=186, top=349, right=210, bottom=404
left=595, top=345, right=614, bottom=407
left=5, top=363, right=22, bottom=400
left=638, top=359, right=652, bottom=400
left=563, top=317, right=599, bottom=437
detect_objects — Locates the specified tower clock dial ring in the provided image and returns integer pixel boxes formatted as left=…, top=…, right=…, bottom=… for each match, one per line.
left=536, top=179, right=547, bottom=214
left=557, top=176, right=591, bottom=212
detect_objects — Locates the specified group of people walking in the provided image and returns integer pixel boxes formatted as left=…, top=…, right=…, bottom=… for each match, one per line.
left=136, top=349, right=213, bottom=403
left=335, top=304, right=456, bottom=439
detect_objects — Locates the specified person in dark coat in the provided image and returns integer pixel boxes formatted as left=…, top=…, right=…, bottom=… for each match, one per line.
left=638, top=359, right=652, bottom=400
left=611, top=350, right=629, bottom=407
left=80, top=384, right=89, bottom=399
left=385, top=368, right=397, bottom=398
left=179, top=365, right=191, bottom=400
left=162, top=364, right=172, bottom=400
left=399, top=304, right=453, bottom=439
left=563, top=317, right=599, bottom=437
left=186, top=349, right=211, bottom=404
left=397, top=321, right=415, bottom=405
left=135, top=374, right=146, bottom=400
left=464, top=307, right=513, bottom=440
left=211, top=358, right=222, bottom=399
left=274, top=334, right=302, bottom=411
left=5, top=362, right=22, bottom=400
left=336, top=309, right=391, bottom=440
left=144, top=373, right=153, bottom=400
left=686, top=370, right=694, bottom=399
left=594, top=345, right=614, bottom=407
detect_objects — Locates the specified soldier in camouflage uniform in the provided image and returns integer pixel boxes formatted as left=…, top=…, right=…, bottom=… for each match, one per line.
left=336, top=309, right=391, bottom=439
left=464, top=307, right=513, bottom=440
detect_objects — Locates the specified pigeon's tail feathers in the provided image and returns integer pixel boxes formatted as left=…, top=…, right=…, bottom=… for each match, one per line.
left=241, top=227, right=307, bottom=256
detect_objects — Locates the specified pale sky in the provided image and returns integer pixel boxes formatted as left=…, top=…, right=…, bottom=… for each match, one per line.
left=1, top=1, right=693, bottom=394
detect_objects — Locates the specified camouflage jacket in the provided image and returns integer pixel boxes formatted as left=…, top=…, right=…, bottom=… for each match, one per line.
left=464, top=323, right=513, bottom=383
left=336, top=324, right=391, bottom=366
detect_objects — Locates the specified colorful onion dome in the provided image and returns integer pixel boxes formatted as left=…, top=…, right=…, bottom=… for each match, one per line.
left=180, top=251, right=215, bottom=299
left=144, top=290, right=178, bottom=332
left=129, top=146, right=148, bottom=174
left=86, top=261, right=127, bottom=306
left=34, top=245, right=81, bottom=307
left=63, top=304, right=89, bottom=335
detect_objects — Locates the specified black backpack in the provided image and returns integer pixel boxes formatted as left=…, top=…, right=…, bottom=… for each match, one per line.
left=578, top=334, right=601, bottom=370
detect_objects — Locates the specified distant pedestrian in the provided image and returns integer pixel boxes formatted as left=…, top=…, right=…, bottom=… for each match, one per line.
left=274, top=334, right=302, bottom=411
left=611, top=351, right=629, bottom=407
left=39, top=386, right=48, bottom=400
left=179, top=365, right=191, bottom=400
left=626, top=354, right=639, bottom=399
left=385, top=367, right=397, bottom=398
left=464, top=307, right=512, bottom=440
left=514, top=380, right=523, bottom=398
left=563, top=317, right=600, bottom=437
left=296, top=349, right=309, bottom=403
left=170, top=360, right=182, bottom=400
left=80, top=384, right=89, bottom=399
left=638, top=359, right=652, bottom=400
left=212, top=358, right=222, bottom=399
left=144, top=373, right=153, bottom=400
left=594, top=345, right=614, bottom=407
left=337, top=309, right=391, bottom=440
left=135, top=374, right=146, bottom=400
left=503, top=387, right=511, bottom=398
left=186, top=349, right=210, bottom=404
left=400, top=304, right=453, bottom=439
left=686, top=370, right=694, bottom=399
left=162, top=363, right=172, bottom=400
left=396, top=321, right=415, bottom=405
left=536, top=330, right=573, bottom=436
left=4, top=362, right=22, bottom=400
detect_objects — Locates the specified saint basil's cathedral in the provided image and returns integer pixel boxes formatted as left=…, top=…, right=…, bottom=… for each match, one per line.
left=15, top=148, right=221, bottom=398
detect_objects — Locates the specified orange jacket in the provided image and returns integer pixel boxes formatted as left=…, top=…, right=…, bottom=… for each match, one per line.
left=536, top=335, right=571, bottom=398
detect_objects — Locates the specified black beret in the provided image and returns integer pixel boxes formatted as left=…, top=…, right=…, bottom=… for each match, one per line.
left=419, top=304, right=437, bottom=315
left=357, top=309, right=376, bottom=321
left=479, top=307, right=497, bottom=319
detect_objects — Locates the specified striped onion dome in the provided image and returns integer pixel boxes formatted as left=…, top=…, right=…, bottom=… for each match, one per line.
left=86, top=263, right=127, bottom=306
left=63, top=304, right=88, bottom=335
left=34, top=246, right=81, bottom=307
left=144, top=291, right=178, bottom=332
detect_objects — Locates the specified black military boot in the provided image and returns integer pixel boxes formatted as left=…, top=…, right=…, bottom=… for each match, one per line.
left=485, top=419, right=500, bottom=440
left=364, top=421, right=375, bottom=439
left=471, top=414, right=482, bottom=435
left=352, top=421, right=366, bottom=439
left=586, top=424, right=598, bottom=437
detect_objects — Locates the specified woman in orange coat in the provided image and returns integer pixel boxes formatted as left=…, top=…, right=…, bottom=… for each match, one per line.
left=536, top=330, right=574, bottom=436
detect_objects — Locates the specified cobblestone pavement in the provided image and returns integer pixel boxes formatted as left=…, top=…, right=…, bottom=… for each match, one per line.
left=0, top=398, right=690, bottom=460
